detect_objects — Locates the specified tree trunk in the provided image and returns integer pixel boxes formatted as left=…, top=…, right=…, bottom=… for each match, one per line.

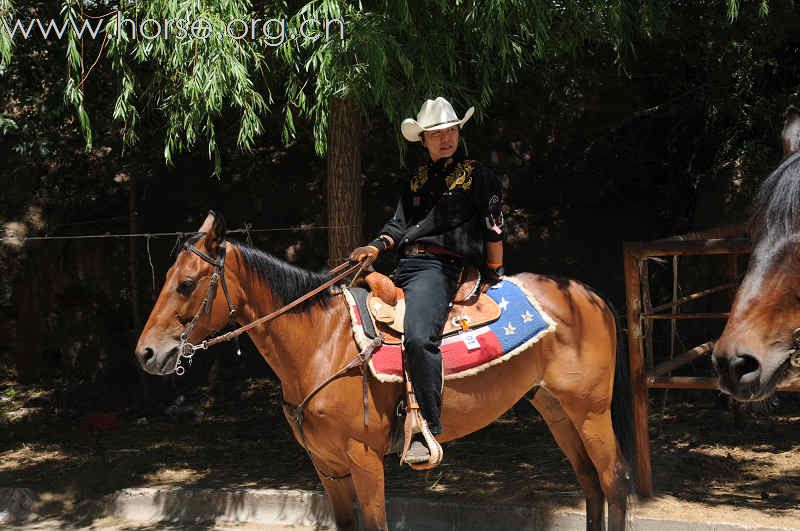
left=326, top=96, right=363, bottom=266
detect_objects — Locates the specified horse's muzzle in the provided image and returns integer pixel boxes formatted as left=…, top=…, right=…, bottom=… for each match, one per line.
left=136, top=345, right=178, bottom=375
left=712, top=350, right=762, bottom=400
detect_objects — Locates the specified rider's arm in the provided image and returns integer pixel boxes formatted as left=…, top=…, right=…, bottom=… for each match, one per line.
left=473, top=165, right=505, bottom=275
left=349, top=194, right=407, bottom=263
left=375, top=196, right=407, bottom=251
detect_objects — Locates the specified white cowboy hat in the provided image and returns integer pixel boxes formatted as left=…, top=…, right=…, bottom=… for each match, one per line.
left=401, top=97, right=475, bottom=142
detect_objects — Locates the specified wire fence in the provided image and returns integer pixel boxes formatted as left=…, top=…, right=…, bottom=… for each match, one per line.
left=1, top=222, right=355, bottom=298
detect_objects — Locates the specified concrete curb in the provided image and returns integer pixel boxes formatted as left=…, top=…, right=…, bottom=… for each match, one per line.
left=107, top=488, right=795, bottom=531
left=2, top=486, right=796, bottom=530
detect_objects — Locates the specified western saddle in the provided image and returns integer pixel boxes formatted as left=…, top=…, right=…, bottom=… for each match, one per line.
left=362, top=266, right=501, bottom=344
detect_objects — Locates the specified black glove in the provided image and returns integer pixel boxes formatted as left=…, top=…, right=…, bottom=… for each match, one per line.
left=484, top=263, right=505, bottom=285
left=349, top=245, right=380, bottom=265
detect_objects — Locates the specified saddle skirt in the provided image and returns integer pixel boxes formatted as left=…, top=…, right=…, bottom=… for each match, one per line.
left=343, top=275, right=557, bottom=383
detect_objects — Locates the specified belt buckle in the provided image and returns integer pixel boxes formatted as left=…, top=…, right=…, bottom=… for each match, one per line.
left=406, top=243, right=421, bottom=256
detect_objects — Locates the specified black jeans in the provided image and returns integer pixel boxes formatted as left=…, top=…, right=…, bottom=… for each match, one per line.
left=393, top=254, right=462, bottom=436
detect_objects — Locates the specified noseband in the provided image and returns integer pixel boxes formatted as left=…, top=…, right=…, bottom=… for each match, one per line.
left=176, top=238, right=237, bottom=375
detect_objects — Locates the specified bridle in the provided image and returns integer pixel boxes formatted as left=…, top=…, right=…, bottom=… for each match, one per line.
left=175, top=236, right=238, bottom=376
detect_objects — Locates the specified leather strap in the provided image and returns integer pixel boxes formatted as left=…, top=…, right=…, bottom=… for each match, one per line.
left=403, top=242, right=463, bottom=259
left=202, top=260, right=364, bottom=349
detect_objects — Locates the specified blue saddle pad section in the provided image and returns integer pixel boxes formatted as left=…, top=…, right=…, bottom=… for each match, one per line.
left=484, top=278, right=553, bottom=353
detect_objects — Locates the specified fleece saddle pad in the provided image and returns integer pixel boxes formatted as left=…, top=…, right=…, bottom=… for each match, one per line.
left=343, top=276, right=557, bottom=383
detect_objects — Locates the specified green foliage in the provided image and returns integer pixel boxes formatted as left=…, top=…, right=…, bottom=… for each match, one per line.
left=0, top=113, right=16, bottom=135
left=9, top=0, right=667, bottom=173
left=62, top=0, right=92, bottom=149
left=101, top=0, right=268, bottom=175
left=279, top=0, right=654, bottom=158
left=2, top=387, right=15, bottom=401
left=0, top=0, right=13, bottom=70
left=3, top=0, right=781, bottom=174
left=727, top=0, right=772, bottom=20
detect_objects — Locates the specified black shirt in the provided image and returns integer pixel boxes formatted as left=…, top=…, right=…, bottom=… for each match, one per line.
left=378, top=151, right=504, bottom=265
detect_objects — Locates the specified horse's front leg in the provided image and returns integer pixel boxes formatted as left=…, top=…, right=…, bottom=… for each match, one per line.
left=318, top=473, right=358, bottom=531
left=346, top=438, right=388, bottom=531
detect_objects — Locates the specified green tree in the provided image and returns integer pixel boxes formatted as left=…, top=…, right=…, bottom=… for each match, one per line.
left=0, top=0, right=733, bottom=260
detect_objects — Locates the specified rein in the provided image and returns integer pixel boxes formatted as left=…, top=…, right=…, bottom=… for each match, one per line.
left=177, top=237, right=380, bottom=481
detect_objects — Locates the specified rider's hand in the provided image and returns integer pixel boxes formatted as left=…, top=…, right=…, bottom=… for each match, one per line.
left=485, top=263, right=504, bottom=285
left=349, top=245, right=380, bottom=265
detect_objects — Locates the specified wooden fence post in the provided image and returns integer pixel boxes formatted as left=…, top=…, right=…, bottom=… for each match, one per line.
left=623, top=244, right=654, bottom=497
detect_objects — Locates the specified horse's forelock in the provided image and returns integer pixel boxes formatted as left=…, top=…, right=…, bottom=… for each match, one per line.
left=751, top=150, right=800, bottom=246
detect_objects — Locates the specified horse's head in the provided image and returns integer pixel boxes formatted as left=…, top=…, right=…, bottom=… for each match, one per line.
left=135, top=211, right=236, bottom=375
left=712, top=108, right=800, bottom=400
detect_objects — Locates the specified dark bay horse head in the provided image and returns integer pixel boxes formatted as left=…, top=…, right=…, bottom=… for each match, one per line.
left=135, top=211, right=235, bottom=375
left=712, top=108, right=800, bottom=400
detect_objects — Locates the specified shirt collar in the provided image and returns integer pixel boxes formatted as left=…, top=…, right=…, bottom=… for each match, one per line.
left=427, top=150, right=465, bottom=172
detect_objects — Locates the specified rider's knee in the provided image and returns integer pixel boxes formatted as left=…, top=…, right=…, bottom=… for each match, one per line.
left=403, top=335, right=428, bottom=356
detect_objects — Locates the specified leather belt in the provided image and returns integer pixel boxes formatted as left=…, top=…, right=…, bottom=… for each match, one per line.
left=402, top=242, right=463, bottom=259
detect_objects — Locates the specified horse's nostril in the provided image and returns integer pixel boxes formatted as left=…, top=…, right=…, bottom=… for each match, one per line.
left=140, top=347, right=155, bottom=365
left=731, top=353, right=761, bottom=383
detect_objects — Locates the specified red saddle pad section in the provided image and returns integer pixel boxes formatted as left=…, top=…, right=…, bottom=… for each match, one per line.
left=369, top=327, right=504, bottom=380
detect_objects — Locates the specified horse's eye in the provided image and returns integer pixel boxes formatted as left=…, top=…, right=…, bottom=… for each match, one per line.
left=177, top=278, right=196, bottom=295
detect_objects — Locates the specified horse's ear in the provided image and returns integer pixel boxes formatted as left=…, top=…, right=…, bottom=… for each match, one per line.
left=197, top=211, right=226, bottom=256
left=197, top=211, right=216, bottom=234
left=781, top=106, right=800, bottom=158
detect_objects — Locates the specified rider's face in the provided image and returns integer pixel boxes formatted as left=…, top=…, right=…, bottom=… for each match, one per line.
left=422, top=125, right=459, bottom=161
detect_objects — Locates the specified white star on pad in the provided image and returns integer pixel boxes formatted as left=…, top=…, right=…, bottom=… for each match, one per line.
left=498, top=297, right=510, bottom=311
left=503, top=323, right=516, bottom=335
left=521, top=311, right=534, bottom=323
left=492, top=281, right=504, bottom=289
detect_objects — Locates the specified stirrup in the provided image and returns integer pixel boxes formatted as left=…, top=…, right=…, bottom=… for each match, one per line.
left=399, top=363, right=443, bottom=470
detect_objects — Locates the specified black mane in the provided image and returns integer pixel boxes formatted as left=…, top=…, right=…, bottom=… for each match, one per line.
left=231, top=241, right=332, bottom=308
left=751, top=150, right=800, bottom=243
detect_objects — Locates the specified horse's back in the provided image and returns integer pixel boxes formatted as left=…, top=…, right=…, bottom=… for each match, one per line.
left=512, top=272, right=617, bottom=393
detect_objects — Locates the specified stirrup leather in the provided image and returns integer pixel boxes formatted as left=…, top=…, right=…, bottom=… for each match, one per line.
left=399, top=356, right=443, bottom=470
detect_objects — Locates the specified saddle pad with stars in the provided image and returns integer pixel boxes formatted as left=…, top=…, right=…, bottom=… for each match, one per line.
left=349, top=276, right=557, bottom=383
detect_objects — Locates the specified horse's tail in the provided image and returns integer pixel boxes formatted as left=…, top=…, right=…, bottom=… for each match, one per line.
left=605, top=296, right=638, bottom=495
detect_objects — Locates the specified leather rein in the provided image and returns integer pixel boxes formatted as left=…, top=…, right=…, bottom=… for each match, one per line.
left=177, top=236, right=379, bottom=481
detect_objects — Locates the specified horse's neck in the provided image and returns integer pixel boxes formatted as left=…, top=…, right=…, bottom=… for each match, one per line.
left=231, top=257, right=351, bottom=404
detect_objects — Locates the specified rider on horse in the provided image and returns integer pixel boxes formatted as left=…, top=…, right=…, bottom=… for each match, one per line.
left=349, top=97, right=505, bottom=464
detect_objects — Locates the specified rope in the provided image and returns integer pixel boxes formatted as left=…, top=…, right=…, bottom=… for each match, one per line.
left=146, top=235, right=156, bottom=296
left=243, top=222, right=254, bottom=247
left=1, top=224, right=358, bottom=243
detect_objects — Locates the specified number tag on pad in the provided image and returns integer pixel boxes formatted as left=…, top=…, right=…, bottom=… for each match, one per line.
left=463, top=332, right=481, bottom=350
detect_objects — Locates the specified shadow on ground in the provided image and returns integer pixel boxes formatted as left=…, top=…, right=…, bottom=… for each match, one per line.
left=1, top=377, right=798, bottom=528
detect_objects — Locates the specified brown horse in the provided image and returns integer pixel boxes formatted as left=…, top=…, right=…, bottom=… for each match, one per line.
left=135, top=211, right=635, bottom=531
left=713, top=108, right=800, bottom=400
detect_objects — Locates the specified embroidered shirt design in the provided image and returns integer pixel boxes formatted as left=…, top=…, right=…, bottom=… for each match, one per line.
left=410, top=165, right=429, bottom=192
left=445, top=160, right=475, bottom=191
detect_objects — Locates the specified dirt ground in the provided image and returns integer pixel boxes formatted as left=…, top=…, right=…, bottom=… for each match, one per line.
left=1, top=376, right=798, bottom=528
